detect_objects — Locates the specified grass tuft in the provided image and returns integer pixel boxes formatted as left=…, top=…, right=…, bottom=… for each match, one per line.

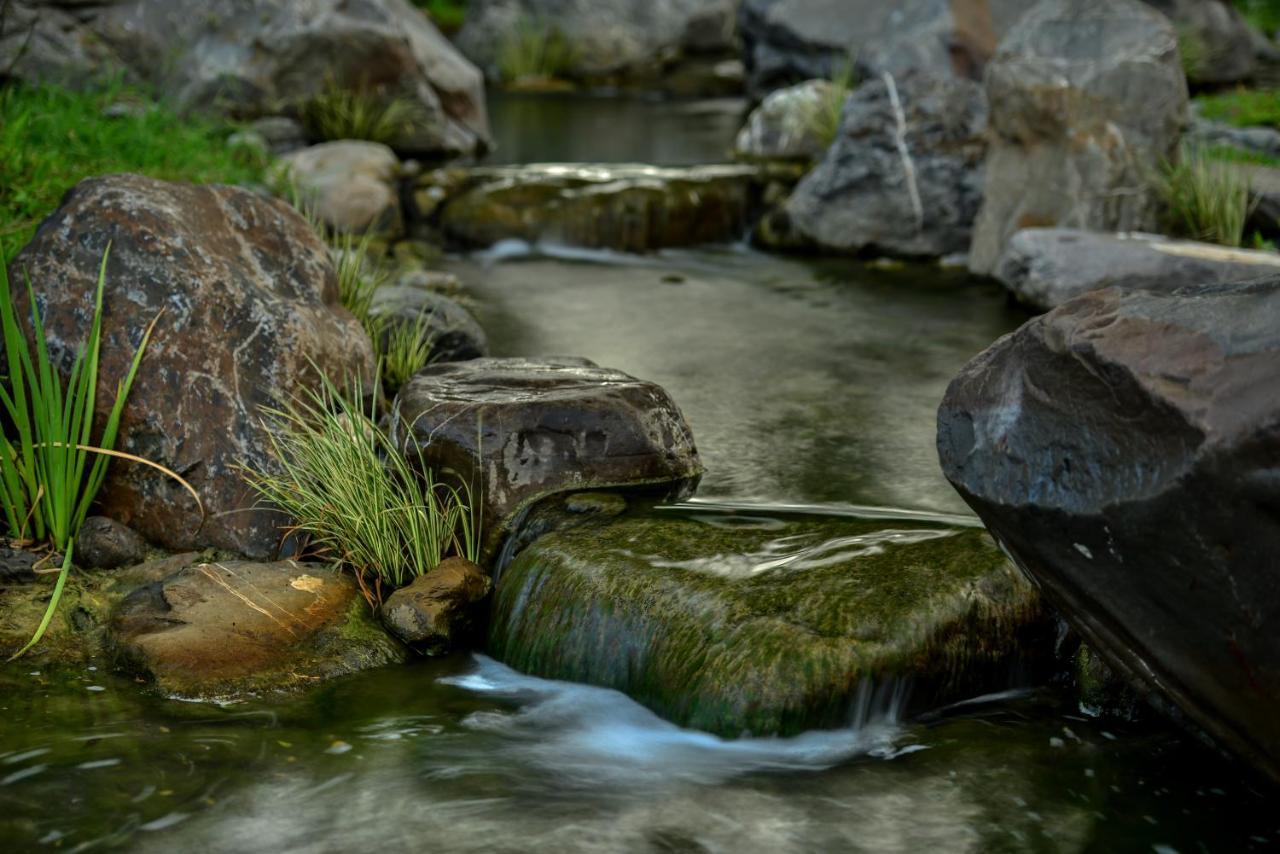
left=0, top=81, right=263, bottom=262
left=803, top=60, right=858, bottom=150
left=496, top=17, right=576, bottom=84
left=300, top=79, right=413, bottom=146
left=1154, top=146, right=1256, bottom=247
left=372, top=311, right=437, bottom=393
left=244, top=373, right=478, bottom=599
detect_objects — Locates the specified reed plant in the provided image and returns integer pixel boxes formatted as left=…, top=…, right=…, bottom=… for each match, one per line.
left=245, top=374, right=478, bottom=602
left=0, top=249, right=178, bottom=658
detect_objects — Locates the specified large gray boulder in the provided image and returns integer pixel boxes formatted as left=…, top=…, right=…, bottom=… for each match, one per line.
left=783, top=73, right=988, bottom=259
left=4, top=0, right=490, bottom=157
left=968, top=0, right=1188, bottom=275
left=995, top=228, right=1280, bottom=310
left=457, top=0, right=739, bottom=92
left=8, top=174, right=375, bottom=558
left=937, top=279, right=1280, bottom=783
left=739, top=0, right=1029, bottom=97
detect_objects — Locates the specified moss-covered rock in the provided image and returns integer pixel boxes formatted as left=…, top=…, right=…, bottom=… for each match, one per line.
left=417, top=163, right=761, bottom=252
left=489, top=507, right=1055, bottom=736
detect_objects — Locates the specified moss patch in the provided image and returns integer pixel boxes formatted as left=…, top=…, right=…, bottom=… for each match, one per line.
left=489, top=507, right=1055, bottom=736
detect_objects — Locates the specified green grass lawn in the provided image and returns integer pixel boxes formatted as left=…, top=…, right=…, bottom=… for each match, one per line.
left=0, top=82, right=264, bottom=262
left=1196, top=88, right=1280, bottom=130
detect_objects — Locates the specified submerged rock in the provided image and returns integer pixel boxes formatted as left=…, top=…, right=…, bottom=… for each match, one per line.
left=937, top=279, right=1280, bottom=782
left=739, top=0, right=1029, bottom=97
left=77, top=517, right=148, bottom=570
left=490, top=508, right=1051, bottom=736
left=994, top=229, right=1280, bottom=311
left=111, top=559, right=402, bottom=698
left=381, top=558, right=491, bottom=655
left=390, top=357, right=702, bottom=560
left=274, top=141, right=403, bottom=238
left=782, top=73, right=988, bottom=259
left=8, top=174, right=374, bottom=558
left=457, top=0, right=740, bottom=94
left=968, top=0, right=1188, bottom=274
left=423, top=164, right=760, bottom=252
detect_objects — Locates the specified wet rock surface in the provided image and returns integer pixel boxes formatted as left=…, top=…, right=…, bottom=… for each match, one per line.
left=0, top=548, right=38, bottom=584
left=739, top=0, right=1029, bottom=97
left=369, top=284, right=489, bottom=365
left=8, top=0, right=491, bottom=156
left=77, top=517, right=148, bottom=570
left=391, top=357, right=702, bottom=559
left=994, top=228, right=1280, bottom=311
left=457, top=0, right=739, bottom=93
left=110, top=559, right=402, bottom=698
left=424, top=163, right=760, bottom=252
left=381, top=558, right=491, bottom=655
left=274, top=142, right=403, bottom=238
left=783, top=73, right=988, bottom=259
left=937, top=279, right=1280, bottom=782
left=8, top=174, right=375, bottom=558
left=968, top=0, right=1188, bottom=274
left=490, top=507, right=1051, bottom=737
left=1143, top=0, right=1260, bottom=84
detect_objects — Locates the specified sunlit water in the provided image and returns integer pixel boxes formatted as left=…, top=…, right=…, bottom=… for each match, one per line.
left=1, top=656, right=1275, bottom=852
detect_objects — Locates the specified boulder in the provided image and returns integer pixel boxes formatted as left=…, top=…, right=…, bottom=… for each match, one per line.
left=733, top=79, right=842, bottom=163
left=1144, top=0, right=1259, bottom=84
left=390, top=357, right=702, bottom=559
left=380, top=557, right=491, bottom=654
left=8, top=174, right=375, bottom=558
left=111, top=559, right=403, bottom=698
left=739, top=0, right=1029, bottom=97
left=9, top=0, right=490, bottom=157
left=782, top=73, right=988, bottom=259
left=967, top=0, right=1188, bottom=275
left=457, top=0, right=739, bottom=93
left=936, top=279, right=1280, bottom=782
left=77, top=516, right=148, bottom=570
left=994, top=228, right=1280, bottom=310
left=424, top=163, right=760, bottom=252
left=490, top=507, right=1052, bottom=736
left=274, top=141, right=403, bottom=238
left=369, top=284, right=489, bottom=364
left=0, top=2, right=124, bottom=87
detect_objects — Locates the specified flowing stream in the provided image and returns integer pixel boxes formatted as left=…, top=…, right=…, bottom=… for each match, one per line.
left=1, top=94, right=1277, bottom=852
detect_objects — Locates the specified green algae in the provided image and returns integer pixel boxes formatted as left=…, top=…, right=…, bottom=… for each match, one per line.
left=489, top=507, right=1054, bottom=736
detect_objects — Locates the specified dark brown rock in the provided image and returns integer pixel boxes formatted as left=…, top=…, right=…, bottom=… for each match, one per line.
left=368, top=284, right=489, bottom=366
left=390, top=357, right=703, bottom=559
left=110, top=559, right=403, bottom=698
left=8, top=174, right=375, bottom=558
left=937, top=278, right=1280, bottom=782
left=380, top=557, right=491, bottom=654
left=0, top=548, right=38, bottom=584
left=77, top=516, right=147, bottom=570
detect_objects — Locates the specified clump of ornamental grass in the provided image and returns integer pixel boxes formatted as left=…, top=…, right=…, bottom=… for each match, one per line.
left=334, top=232, right=387, bottom=325
left=300, top=78, right=413, bottom=145
left=244, top=373, right=478, bottom=604
left=496, top=17, right=576, bottom=84
left=1155, top=146, right=1256, bottom=247
left=371, top=310, right=437, bottom=392
left=0, top=248, right=200, bottom=658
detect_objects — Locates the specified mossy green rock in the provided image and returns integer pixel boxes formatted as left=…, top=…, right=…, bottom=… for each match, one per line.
left=489, top=509, right=1053, bottom=736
